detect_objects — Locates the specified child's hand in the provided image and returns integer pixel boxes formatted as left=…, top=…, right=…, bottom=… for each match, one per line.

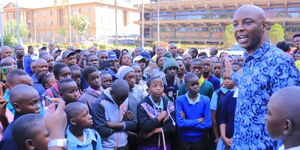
left=44, top=98, right=67, bottom=139
left=221, top=136, right=232, bottom=147
left=180, top=111, right=186, bottom=119
left=197, top=117, right=204, bottom=123
left=157, top=111, right=167, bottom=121
left=123, top=111, right=134, bottom=121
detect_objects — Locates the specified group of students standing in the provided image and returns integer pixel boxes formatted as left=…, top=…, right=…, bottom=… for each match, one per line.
left=0, top=41, right=243, bottom=150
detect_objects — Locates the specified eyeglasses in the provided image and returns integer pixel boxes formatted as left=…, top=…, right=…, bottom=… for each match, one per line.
left=171, top=47, right=177, bottom=49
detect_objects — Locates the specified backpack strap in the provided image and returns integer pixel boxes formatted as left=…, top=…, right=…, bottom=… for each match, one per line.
left=50, top=87, right=59, bottom=98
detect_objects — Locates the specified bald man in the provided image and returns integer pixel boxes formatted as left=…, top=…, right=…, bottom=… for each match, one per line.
left=266, top=86, right=300, bottom=150
left=229, top=5, right=300, bottom=149
left=0, top=46, right=13, bottom=59
left=31, top=59, right=49, bottom=97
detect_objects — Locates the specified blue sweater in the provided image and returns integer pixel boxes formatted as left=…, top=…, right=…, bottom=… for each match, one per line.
left=208, top=75, right=221, bottom=90
left=175, top=94, right=212, bottom=142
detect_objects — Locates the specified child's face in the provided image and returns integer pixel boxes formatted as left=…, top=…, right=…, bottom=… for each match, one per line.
left=190, top=62, right=203, bottom=78
left=30, top=124, right=51, bottom=150
left=138, top=59, right=146, bottom=71
left=58, top=67, right=71, bottom=81
left=64, top=55, right=77, bottom=66
left=61, top=81, right=79, bottom=104
left=87, top=71, right=101, bottom=90
left=185, top=77, right=200, bottom=94
left=87, top=55, right=99, bottom=68
left=212, top=63, right=222, bottom=77
left=232, top=64, right=241, bottom=72
left=176, top=60, right=185, bottom=74
left=101, top=74, right=112, bottom=89
left=166, top=67, right=178, bottom=78
left=124, top=72, right=136, bottom=89
left=157, top=57, right=164, bottom=68
left=266, top=98, right=284, bottom=139
left=72, top=106, right=93, bottom=128
left=202, top=58, right=211, bottom=74
left=45, top=75, right=57, bottom=89
left=148, top=78, right=164, bottom=98
left=71, top=70, right=81, bottom=86
left=121, top=54, right=132, bottom=66
left=132, top=65, right=142, bottom=82
left=16, top=92, right=40, bottom=115
left=223, top=75, right=234, bottom=89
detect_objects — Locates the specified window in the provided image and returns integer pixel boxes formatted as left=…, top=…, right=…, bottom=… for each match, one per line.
left=78, top=8, right=81, bottom=13
left=50, top=21, right=53, bottom=26
left=123, top=10, right=128, bottom=26
left=50, top=10, right=53, bottom=15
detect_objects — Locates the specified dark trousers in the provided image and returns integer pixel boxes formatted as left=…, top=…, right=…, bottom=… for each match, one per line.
left=176, top=139, right=208, bottom=150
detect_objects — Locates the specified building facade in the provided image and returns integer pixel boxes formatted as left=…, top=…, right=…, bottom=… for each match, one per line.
left=2, top=0, right=140, bottom=43
left=138, top=0, right=300, bottom=45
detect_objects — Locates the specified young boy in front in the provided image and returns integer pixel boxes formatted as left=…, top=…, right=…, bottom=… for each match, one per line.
left=65, top=102, right=102, bottom=150
left=91, top=79, right=136, bottom=150
left=176, top=72, right=212, bottom=150
left=266, top=86, right=300, bottom=150
left=0, top=84, right=41, bottom=150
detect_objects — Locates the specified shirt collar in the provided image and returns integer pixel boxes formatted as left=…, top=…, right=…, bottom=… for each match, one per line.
left=149, top=95, right=164, bottom=110
left=245, top=40, right=271, bottom=62
left=185, top=92, right=200, bottom=105
left=66, top=125, right=97, bottom=147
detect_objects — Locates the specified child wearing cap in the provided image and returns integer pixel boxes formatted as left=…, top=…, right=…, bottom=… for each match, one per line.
left=62, top=50, right=77, bottom=67
left=162, top=52, right=181, bottom=102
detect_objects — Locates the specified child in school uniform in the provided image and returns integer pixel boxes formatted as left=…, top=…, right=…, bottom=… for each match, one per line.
left=210, top=73, right=235, bottom=144
left=65, top=102, right=103, bottom=150
left=137, top=77, right=176, bottom=150
left=176, top=73, right=212, bottom=150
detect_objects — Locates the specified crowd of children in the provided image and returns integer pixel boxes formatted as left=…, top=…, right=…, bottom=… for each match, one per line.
left=0, top=32, right=299, bottom=150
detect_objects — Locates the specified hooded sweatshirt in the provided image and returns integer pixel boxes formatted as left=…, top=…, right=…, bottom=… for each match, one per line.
left=91, top=88, right=136, bottom=149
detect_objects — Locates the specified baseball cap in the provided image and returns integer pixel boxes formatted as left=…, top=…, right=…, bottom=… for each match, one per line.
left=140, top=50, right=151, bottom=61
left=52, top=49, right=62, bottom=55
left=133, top=55, right=145, bottom=63
left=62, top=50, right=76, bottom=59
left=108, top=51, right=118, bottom=60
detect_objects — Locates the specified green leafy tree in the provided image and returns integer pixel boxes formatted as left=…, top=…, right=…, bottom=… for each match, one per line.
left=269, top=24, right=285, bottom=44
left=4, top=19, right=29, bottom=39
left=69, top=13, right=90, bottom=42
left=223, top=24, right=235, bottom=48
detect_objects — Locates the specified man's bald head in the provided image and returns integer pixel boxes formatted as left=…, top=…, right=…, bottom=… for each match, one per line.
left=234, top=5, right=266, bottom=22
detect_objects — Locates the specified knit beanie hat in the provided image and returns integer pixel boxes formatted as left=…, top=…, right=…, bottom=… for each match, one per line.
left=116, top=66, right=135, bottom=79
left=163, top=51, right=179, bottom=73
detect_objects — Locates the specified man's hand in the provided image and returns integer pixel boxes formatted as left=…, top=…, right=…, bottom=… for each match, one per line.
left=140, top=128, right=162, bottom=139
left=123, top=111, right=134, bottom=121
left=44, top=98, right=67, bottom=139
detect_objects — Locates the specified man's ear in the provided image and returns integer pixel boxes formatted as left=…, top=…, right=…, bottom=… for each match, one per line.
left=24, top=139, right=35, bottom=150
left=283, top=119, right=293, bottom=136
left=12, top=103, right=21, bottom=113
left=262, top=21, right=270, bottom=32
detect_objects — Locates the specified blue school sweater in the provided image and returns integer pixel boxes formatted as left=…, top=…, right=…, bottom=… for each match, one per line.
left=176, top=93, right=212, bottom=142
